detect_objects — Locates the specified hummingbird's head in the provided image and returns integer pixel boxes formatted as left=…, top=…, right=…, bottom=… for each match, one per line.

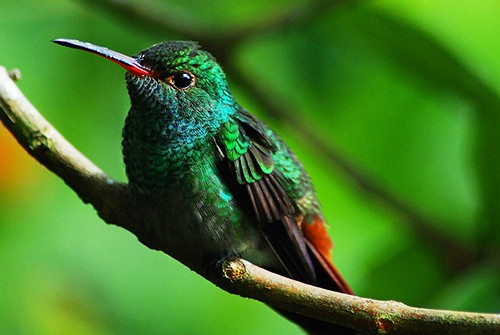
left=53, top=39, right=237, bottom=137
left=130, top=41, right=230, bottom=99
left=126, top=41, right=236, bottom=122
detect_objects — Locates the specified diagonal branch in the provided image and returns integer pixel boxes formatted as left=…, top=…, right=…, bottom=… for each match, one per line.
left=76, top=0, right=196, bottom=40
left=214, top=258, right=500, bottom=335
left=0, top=66, right=131, bottom=230
left=1, top=65, right=498, bottom=335
left=77, top=0, right=355, bottom=46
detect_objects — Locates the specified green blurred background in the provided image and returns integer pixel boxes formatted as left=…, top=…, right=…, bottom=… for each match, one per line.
left=1, top=0, right=499, bottom=334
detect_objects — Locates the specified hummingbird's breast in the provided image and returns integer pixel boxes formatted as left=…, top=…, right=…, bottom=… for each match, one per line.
left=121, top=88, right=279, bottom=274
left=125, top=150, right=276, bottom=275
left=122, top=112, right=275, bottom=273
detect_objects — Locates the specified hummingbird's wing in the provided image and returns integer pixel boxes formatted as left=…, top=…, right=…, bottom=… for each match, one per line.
left=215, top=108, right=352, bottom=294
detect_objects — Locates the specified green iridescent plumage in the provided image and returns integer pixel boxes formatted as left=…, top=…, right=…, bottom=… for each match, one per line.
left=54, top=38, right=353, bottom=335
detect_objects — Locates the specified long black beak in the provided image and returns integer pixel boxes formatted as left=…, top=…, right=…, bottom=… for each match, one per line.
left=53, top=38, right=151, bottom=77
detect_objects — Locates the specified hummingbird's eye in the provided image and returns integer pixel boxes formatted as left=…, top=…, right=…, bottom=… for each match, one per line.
left=168, top=71, right=195, bottom=90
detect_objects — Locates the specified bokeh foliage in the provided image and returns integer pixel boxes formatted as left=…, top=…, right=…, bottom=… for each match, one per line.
left=0, top=1, right=498, bottom=334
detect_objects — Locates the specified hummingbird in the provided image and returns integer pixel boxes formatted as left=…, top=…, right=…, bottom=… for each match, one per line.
left=53, top=38, right=354, bottom=335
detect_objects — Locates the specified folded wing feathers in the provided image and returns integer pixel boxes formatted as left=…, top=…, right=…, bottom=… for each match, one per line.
left=218, top=115, right=318, bottom=283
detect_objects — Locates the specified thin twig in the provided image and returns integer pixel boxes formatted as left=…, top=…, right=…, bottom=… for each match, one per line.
left=8, top=68, right=21, bottom=81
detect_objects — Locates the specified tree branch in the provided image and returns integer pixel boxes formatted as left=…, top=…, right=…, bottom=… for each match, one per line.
left=214, top=258, right=500, bottom=335
left=1, top=65, right=498, bottom=334
left=0, top=66, right=131, bottom=230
